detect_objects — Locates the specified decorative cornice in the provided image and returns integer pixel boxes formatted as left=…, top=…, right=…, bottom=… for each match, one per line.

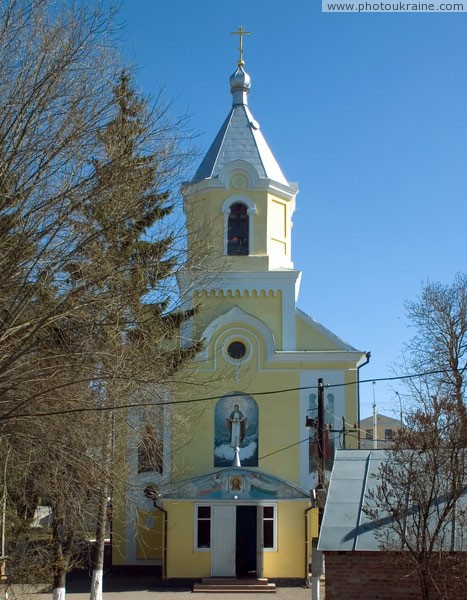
left=187, top=269, right=301, bottom=292
left=195, top=289, right=279, bottom=298
left=182, top=158, right=298, bottom=201
left=270, top=350, right=367, bottom=364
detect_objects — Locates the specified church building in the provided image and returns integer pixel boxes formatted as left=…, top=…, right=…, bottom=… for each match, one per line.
left=112, top=31, right=366, bottom=584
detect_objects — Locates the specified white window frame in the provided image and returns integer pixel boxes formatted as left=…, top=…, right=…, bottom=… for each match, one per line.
left=194, top=503, right=277, bottom=552
left=261, top=503, right=277, bottom=552
left=194, top=504, right=212, bottom=551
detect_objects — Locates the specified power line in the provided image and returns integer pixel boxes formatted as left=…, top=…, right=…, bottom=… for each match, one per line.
left=259, top=436, right=310, bottom=460
left=0, top=367, right=455, bottom=420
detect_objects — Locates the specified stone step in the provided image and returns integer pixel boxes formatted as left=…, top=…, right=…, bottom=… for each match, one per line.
left=193, top=584, right=276, bottom=593
left=193, top=577, right=276, bottom=593
left=193, top=588, right=276, bottom=593
left=201, top=577, right=270, bottom=585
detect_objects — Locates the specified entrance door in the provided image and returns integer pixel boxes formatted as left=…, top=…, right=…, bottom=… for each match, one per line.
left=236, top=506, right=257, bottom=577
left=210, top=505, right=263, bottom=577
left=211, top=505, right=236, bottom=576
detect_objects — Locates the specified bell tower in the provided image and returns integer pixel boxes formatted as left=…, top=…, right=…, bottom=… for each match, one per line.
left=180, top=29, right=301, bottom=350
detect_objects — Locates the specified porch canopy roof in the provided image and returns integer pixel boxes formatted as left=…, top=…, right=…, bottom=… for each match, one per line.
left=162, top=467, right=310, bottom=501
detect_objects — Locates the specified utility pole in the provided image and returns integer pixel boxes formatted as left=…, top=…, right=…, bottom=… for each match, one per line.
left=311, top=378, right=326, bottom=600
left=328, top=417, right=357, bottom=450
left=395, top=391, right=403, bottom=425
left=372, top=381, right=377, bottom=449
left=317, top=377, right=325, bottom=492
left=304, top=378, right=327, bottom=509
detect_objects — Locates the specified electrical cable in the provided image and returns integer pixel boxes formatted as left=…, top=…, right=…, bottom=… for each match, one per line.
left=1, top=368, right=455, bottom=420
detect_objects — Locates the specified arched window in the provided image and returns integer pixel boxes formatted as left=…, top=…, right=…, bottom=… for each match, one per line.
left=136, top=398, right=169, bottom=477
left=138, top=422, right=163, bottom=474
left=227, top=203, right=249, bottom=255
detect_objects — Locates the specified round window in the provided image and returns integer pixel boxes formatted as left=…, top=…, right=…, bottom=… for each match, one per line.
left=227, top=341, right=247, bottom=360
left=232, top=175, right=246, bottom=189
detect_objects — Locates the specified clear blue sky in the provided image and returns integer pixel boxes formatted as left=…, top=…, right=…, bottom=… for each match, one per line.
left=113, top=1, right=467, bottom=420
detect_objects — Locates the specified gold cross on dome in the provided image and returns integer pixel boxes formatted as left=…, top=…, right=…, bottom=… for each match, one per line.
left=230, top=25, right=251, bottom=67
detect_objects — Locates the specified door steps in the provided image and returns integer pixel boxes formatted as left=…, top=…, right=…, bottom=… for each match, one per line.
left=193, top=577, right=276, bottom=593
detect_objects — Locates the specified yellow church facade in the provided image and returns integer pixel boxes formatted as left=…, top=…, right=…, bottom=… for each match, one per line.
left=112, top=45, right=366, bottom=583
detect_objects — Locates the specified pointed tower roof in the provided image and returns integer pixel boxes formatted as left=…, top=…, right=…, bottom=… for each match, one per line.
left=192, top=62, right=288, bottom=185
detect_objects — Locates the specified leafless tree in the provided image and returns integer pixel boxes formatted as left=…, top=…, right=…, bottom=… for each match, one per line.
left=0, top=2, right=120, bottom=597
left=0, top=0, right=120, bottom=426
left=403, top=273, right=467, bottom=411
left=73, top=70, right=201, bottom=600
left=0, top=2, right=204, bottom=599
left=365, top=274, right=467, bottom=600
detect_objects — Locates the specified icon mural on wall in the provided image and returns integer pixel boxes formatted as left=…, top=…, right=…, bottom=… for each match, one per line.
left=229, top=475, right=243, bottom=493
left=214, top=393, right=258, bottom=467
left=166, top=468, right=309, bottom=500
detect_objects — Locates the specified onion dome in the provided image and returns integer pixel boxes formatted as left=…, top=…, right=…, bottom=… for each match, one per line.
left=230, top=66, right=251, bottom=106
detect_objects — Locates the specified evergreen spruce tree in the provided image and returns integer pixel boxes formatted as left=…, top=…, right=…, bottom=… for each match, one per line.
left=81, top=72, right=199, bottom=600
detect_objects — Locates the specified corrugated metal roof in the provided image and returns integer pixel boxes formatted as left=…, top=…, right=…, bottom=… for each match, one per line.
left=318, top=450, right=385, bottom=551
left=318, top=449, right=467, bottom=552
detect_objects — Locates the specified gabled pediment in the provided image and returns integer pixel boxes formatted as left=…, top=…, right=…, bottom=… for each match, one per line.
left=198, top=306, right=276, bottom=360
left=163, top=467, right=309, bottom=500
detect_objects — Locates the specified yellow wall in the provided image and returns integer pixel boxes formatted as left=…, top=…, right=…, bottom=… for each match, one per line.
left=344, top=369, right=359, bottom=449
left=171, top=368, right=302, bottom=484
left=161, top=500, right=313, bottom=579
left=136, top=510, right=164, bottom=560
left=165, top=501, right=211, bottom=578
left=172, top=318, right=360, bottom=482
left=185, top=187, right=270, bottom=262
left=309, top=506, right=319, bottom=539
left=264, top=501, right=310, bottom=578
left=296, top=317, right=346, bottom=351
left=193, top=291, right=283, bottom=349
left=184, top=184, right=293, bottom=271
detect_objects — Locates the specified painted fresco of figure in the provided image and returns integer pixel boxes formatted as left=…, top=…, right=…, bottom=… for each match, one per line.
left=214, top=393, right=258, bottom=467
left=227, top=404, right=247, bottom=447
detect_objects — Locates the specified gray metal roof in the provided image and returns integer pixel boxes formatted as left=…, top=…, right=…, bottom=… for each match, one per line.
left=318, top=449, right=467, bottom=552
left=318, top=450, right=387, bottom=552
left=192, top=66, right=288, bottom=185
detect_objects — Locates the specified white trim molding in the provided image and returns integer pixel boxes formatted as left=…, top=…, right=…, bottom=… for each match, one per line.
left=181, top=159, right=298, bottom=203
